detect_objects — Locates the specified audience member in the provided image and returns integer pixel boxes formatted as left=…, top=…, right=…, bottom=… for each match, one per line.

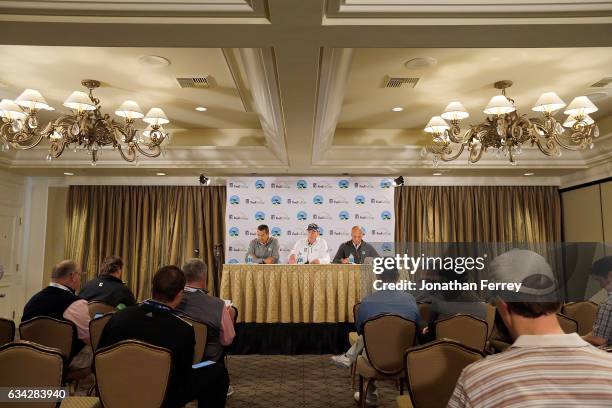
left=98, top=265, right=229, bottom=408
left=245, top=224, right=280, bottom=264
left=79, top=255, right=136, bottom=308
left=332, top=226, right=380, bottom=264
left=448, top=249, right=612, bottom=407
left=22, top=260, right=92, bottom=373
left=331, top=266, right=419, bottom=406
left=583, top=256, right=612, bottom=347
left=176, top=259, right=236, bottom=362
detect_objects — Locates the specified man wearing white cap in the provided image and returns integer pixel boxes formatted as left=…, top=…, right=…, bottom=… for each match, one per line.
left=288, top=223, right=330, bottom=265
left=448, top=249, right=612, bottom=408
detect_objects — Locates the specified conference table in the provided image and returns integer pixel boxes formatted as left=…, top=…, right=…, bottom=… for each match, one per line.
left=220, top=264, right=370, bottom=324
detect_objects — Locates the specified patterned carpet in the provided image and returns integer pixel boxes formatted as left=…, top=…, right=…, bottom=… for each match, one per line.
left=225, top=355, right=399, bottom=408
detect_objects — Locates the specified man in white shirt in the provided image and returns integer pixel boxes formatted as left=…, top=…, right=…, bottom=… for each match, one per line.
left=288, top=223, right=331, bottom=264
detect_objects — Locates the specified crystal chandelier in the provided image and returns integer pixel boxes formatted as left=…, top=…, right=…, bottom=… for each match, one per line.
left=0, top=79, right=170, bottom=165
left=423, top=80, right=600, bottom=165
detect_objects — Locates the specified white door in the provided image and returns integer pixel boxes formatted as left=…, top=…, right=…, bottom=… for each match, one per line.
left=0, top=206, right=22, bottom=321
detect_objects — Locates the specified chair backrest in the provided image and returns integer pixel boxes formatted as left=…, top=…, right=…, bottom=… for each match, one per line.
left=89, top=313, right=115, bottom=351
left=562, top=301, right=598, bottom=336
left=363, top=314, right=417, bottom=375
left=95, top=340, right=171, bottom=408
left=417, top=302, right=431, bottom=324
left=435, top=314, right=488, bottom=352
left=0, top=341, right=64, bottom=408
left=19, top=317, right=75, bottom=360
left=485, top=304, right=496, bottom=339
left=230, top=305, right=238, bottom=324
left=0, top=318, right=15, bottom=347
left=557, top=313, right=578, bottom=334
left=87, top=302, right=116, bottom=319
left=353, top=302, right=361, bottom=322
left=405, top=339, right=483, bottom=408
left=179, top=315, right=209, bottom=364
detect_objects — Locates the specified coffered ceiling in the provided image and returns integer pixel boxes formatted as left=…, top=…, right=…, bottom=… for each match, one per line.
left=0, top=0, right=612, bottom=185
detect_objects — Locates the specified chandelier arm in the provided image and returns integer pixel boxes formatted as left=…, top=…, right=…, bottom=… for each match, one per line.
left=439, top=143, right=465, bottom=161
left=116, top=144, right=137, bottom=162
left=134, top=142, right=162, bottom=158
left=49, top=138, right=67, bottom=158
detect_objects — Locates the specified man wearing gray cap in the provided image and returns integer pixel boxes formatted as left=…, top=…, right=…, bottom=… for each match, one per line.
left=288, top=223, right=330, bottom=264
left=583, top=256, right=612, bottom=347
left=448, top=249, right=612, bottom=408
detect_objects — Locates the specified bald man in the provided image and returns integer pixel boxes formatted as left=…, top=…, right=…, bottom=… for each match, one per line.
left=332, top=226, right=380, bottom=264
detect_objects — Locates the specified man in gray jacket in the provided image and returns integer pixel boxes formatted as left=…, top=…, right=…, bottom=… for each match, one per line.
left=333, top=226, right=380, bottom=264
left=245, top=224, right=280, bottom=264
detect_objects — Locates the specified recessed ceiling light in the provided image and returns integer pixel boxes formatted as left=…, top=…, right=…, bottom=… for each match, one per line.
left=404, top=57, right=438, bottom=69
left=524, top=172, right=535, bottom=176
left=195, top=106, right=208, bottom=112
left=391, top=106, right=404, bottom=112
left=138, top=55, right=171, bottom=68
left=432, top=172, right=443, bottom=176
left=63, top=172, right=74, bottom=176
left=156, top=172, right=167, bottom=176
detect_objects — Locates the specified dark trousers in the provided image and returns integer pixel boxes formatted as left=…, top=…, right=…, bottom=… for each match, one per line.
left=166, top=364, right=229, bottom=408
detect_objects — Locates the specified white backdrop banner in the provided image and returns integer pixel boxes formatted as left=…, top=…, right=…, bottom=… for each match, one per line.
left=225, top=177, right=395, bottom=263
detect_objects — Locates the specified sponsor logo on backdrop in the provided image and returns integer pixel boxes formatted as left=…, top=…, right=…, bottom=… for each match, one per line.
left=287, top=197, right=307, bottom=205
left=271, top=227, right=282, bottom=237
left=381, top=243, right=393, bottom=252
left=296, top=179, right=308, bottom=189
left=361, top=227, right=367, bottom=235
left=271, top=181, right=291, bottom=189
left=370, top=228, right=392, bottom=237
left=379, top=179, right=392, bottom=189
left=254, top=211, right=266, bottom=221
left=243, top=231, right=257, bottom=237
left=287, top=229, right=307, bottom=237
left=313, top=195, right=324, bottom=205
left=318, top=227, right=325, bottom=235
left=228, top=212, right=249, bottom=221
left=228, top=258, right=240, bottom=264
left=271, top=212, right=290, bottom=221
left=313, top=212, right=332, bottom=220
left=338, top=179, right=349, bottom=189
left=228, top=181, right=248, bottom=189
left=255, top=179, right=266, bottom=189
left=245, top=197, right=265, bottom=205
left=297, top=211, right=308, bottom=221
left=355, top=212, right=374, bottom=220
left=339, top=211, right=350, bottom=220
left=312, top=181, right=333, bottom=189
left=370, top=197, right=391, bottom=204
left=227, top=246, right=247, bottom=253
left=229, top=195, right=240, bottom=205
left=329, top=196, right=349, bottom=205
left=381, top=211, right=393, bottom=220
left=354, top=180, right=375, bottom=189
left=355, top=195, right=366, bottom=205
left=229, top=227, right=240, bottom=237
left=328, top=228, right=349, bottom=237
left=271, top=195, right=282, bottom=205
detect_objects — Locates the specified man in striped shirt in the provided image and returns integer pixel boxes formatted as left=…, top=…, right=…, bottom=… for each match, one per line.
left=448, top=249, right=612, bottom=408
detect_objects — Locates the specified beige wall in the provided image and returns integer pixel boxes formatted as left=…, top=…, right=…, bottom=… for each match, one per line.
left=43, top=186, right=68, bottom=288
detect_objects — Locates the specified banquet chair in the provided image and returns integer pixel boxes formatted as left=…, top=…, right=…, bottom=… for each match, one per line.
left=562, top=301, right=598, bottom=335
left=397, top=339, right=484, bottom=408
left=0, top=341, right=64, bottom=408
left=557, top=313, right=578, bottom=334
left=357, top=314, right=417, bottom=408
left=0, top=317, right=15, bottom=347
left=230, top=305, right=238, bottom=325
left=89, top=313, right=115, bottom=352
left=349, top=302, right=361, bottom=389
left=179, top=315, right=209, bottom=363
left=435, top=314, right=488, bottom=353
left=417, top=302, right=431, bottom=326
left=484, top=303, right=496, bottom=340
left=87, top=301, right=116, bottom=319
left=60, top=397, right=101, bottom=408
left=95, top=340, right=171, bottom=408
left=19, top=316, right=76, bottom=361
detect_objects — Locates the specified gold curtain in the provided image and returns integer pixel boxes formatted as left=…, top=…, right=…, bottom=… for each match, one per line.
left=65, top=185, right=226, bottom=300
left=394, top=186, right=561, bottom=243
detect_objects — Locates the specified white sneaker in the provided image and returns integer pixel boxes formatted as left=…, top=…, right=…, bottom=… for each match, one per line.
left=226, top=385, right=234, bottom=397
left=353, top=390, right=378, bottom=407
left=331, top=354, right=352, bottom=369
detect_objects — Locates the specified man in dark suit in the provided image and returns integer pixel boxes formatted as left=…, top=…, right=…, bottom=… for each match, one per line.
left=79, top=256, right=136, bottom=308
left=98, top=265, right=229, bottom=408
left=332, top=226, right=380, bottom=264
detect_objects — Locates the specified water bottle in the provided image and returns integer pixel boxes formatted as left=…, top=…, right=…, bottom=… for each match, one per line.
left=297, top=254, right=304, bottom=264
left=348, top=253, right=355, bottom=264
left=246, top=254, right=253, bottom=264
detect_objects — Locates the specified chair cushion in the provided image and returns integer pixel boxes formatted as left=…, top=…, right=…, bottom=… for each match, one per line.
left=356, top=355, right=403, bottom=380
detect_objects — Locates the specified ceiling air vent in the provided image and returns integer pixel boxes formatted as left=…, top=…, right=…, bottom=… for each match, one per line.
left=176, top=76, right=212, bottom=89
left=590, top=77, right=612, bottom=88
left=384, top=77, right=420, bottom=88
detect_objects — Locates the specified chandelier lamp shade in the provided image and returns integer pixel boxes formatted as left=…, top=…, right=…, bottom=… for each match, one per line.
left=0, top=79, right=170, bottom=165
left=423, top=80, right=600, bottom=165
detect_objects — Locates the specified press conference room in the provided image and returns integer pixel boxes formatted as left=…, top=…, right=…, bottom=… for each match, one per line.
left=1, top=2, right=612, bottom=408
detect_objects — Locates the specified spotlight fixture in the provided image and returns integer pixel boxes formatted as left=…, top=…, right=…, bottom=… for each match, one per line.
left=392, top=176, right=404, bottom=187
left=199, top=174, right=210, bottom=186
